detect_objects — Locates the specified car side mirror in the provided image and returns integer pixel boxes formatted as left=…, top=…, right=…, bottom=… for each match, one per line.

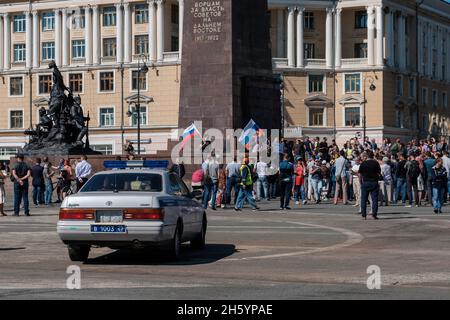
left=191, top=189, right=203, bottom=200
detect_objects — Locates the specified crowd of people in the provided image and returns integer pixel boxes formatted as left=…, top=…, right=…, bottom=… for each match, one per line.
left=0, top=154, right=92, bottom=216
left=195, top=136, right=450, bottom=218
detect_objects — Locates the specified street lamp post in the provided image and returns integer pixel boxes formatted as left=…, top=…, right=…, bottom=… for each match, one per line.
left=127, top=55, right=148, bottom=156
left=363, top=75, right=376, bottom=140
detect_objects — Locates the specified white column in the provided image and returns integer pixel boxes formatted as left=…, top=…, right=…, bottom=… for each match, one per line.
left=54, top=9, right=61, bottom=66
left=149, top=0, right=157, bottom=62
left=85, top=6, right=92, bottom=65
left=178, top=0, right=184, bottom=59
left=335, top=8, right=342, bottom=68
left=25, top=11, right=32, bottom=68
left=325, top=7, right=333, bottom=68
left=3, top=13, right=10, bottom=70
left=276, top=9, right=284, bottom=58
left=61, top=9, right=69, bottom=66
left=367, top=6, right=375, bottom=66
left=124, top=2, right=131, bottom=63
left=92, top=5, right=100, bottom=65
left=376, top=6, right=384, bottom=66
left=0, top=15, right=3, bottom=70
left=116, top=3, right=123, bottom=63
left=32, top=10, right=40, bottom=68
left=156, top=0, right=165, bottom=62
left=296, top=7, right=304, bottom=68
left=287, top=6, right=295, bottom=67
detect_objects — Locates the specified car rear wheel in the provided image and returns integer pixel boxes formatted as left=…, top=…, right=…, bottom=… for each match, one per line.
left=68, top=245, right=90, bottom=262
left=191, top=215, right=207, bottom=250
left=167, top=223, right=182, bottom=261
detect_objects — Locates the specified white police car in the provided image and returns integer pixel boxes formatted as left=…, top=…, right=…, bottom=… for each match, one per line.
left=57, top=160, right=206, bottom=262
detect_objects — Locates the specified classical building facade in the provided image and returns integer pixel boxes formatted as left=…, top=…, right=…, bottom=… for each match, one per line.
left=0, top=0, right=449, bottom=160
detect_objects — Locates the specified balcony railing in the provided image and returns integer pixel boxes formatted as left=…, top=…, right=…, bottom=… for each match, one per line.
left=272, top=58, right=288, bottom=69
left=162, top=52, right=180, bottom=63
left=304, top=59, right=326, bottom=68
left=341, top=58, right=368, bottom=68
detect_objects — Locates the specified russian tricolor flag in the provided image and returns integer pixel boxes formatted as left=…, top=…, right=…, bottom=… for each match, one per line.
left=180, top=123, right=202, bottom=150
left=238, top=119, right=260, bottom=151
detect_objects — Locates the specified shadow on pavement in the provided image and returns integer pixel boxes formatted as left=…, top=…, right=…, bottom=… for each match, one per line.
left=84, top=243, right=237, bottom=266
left=0, top=247, right=26, bottom=251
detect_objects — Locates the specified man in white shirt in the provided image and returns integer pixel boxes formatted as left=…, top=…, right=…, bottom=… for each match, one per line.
left=442, top=151, right=450, bottom=202
left=254, top=160, right=269, bottom=201
left=75, top=155, right=92, bottom=191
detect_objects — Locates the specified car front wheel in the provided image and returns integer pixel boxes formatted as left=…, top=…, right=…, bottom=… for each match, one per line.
left=68, top=245, right=90, bottom=262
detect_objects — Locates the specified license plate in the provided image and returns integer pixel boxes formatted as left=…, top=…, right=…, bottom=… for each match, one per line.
left=91, top=225, right=128, bottom=233
left=96, top=210, right=123, bottom=223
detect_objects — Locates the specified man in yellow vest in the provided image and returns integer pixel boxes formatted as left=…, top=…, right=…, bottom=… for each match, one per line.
left=234, top=157, right=259, bottom=212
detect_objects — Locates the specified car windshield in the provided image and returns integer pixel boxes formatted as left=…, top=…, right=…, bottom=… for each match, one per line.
left=80, top=173, right=163, bottom=192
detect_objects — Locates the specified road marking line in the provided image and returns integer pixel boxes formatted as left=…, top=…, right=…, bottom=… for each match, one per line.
left=224, top=221, right=364, bottom=261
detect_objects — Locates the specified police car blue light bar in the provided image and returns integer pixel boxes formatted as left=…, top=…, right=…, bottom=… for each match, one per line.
left=103, top=160, right=169, bottom=169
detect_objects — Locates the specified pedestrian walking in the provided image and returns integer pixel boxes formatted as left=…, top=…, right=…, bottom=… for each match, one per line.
left=405, top=153, right=421, bottom=207
left=358, top=150, right=381, bottom=220
left=43, top=161, right=55, bottom=206
left=0, top=163, right=7, bottom=216
left=294, top=159, right=306, bottom=205
left=202, top=156, right=219, bottom=210
left=395, top=153, right=408, bottom=204
left=379, top=157, right=392, bottom=206
left=12, top=154, right=31, bottom=216
left=234, top=157, right=259, bottom=211
left=279, top=154, right=294, bottom=210
left=334, top=150, right=349, bottom=205
left=255, top=159, right=269, bottom=201
left=224, top=157, right=241, bottom=207
left=430, top=158, right=447, bottom=214
left=31, top=158, right=45, bottom=207
left=75, top=155, right=92, bottom=191
left=310, top=159, right=323, bottom=204
left=351, top=157, right=361, bottom=209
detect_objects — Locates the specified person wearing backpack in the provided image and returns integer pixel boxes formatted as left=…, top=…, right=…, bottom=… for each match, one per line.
left=405, top=154, right=421, bottom=207
left=430, top=158, right=447, bottom=214
left=279, top=154, right=294, bottom=210
left=12, top=154, right=31, bottom=216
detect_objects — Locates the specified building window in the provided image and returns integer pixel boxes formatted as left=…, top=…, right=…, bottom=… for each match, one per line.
left=135, top=35, right=149, bottom=55
left=432, top=63, right=437, bottom=79
left=396, top=110, right=404, bottom=129
left=354, top=43, right=367, bottom=58
left=99, top=72, right=115, bottom=92
left=442, top=65, right=446, bottom=81
left=308, top=74, right=324, bottom=93
left=39, top=75, right=52, bottom=94
left=304, top=43, right=315, bottom=59
left=409, top=78, right=416, bottom=98
left=42, top=12, right=55, bottom=31
left=171, top=36, right=179, bottom=52
left=0, top=147, right=20, bottom=157
left=13, top=44, right=26, bottom=62
left=344, top=73, right=361, bottom=94
left=395, top=75, right=403, bottom=96
left=10, top=110, right=23, bottom=129
left=72, top=40, right=85, bottom=58
left=103, top=7, right=117, bottom=26
left=309, top=108, right=324, bottom=126
left=13, top=15, right=26, bottom=33
left=422, top=115, right=429, bottom=131
left=130, top=106, right=147, bottom=126
left=345, top=107, right=361, bottom=127
left=304, top=12, right=314, bottom=30
left=42, top=42, right=55, bottom=61
left=91, top=144, right=113, bottom=155
left=355, top=11, right=367, bottom=29
left=99, top=108, right=115, bottom=127
left=72, top=9, right=85, bottom=29
left=10, top=77, right=23, bottom=96
left=422, top=88, right=428, bottom=106
left=131, top=70, right=147, bottom=91
left=432, top=90, right=438, bottom=108
left=442, top=92, right=447, bottom=109
left=171, top=4, right=179, bottom=24
left=69, top=73, right=83, bottom=93
left=103, top=38, right=117, bottom=57
left=135, top=4, right=149, bottom=24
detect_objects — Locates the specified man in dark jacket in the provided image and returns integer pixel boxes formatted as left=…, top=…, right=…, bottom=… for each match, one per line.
left=358, top=150, right=381, bottom=220
left=31, top=158, right=45, bottom=207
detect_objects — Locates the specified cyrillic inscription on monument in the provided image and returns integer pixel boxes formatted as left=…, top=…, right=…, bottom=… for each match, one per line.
left=191, top=1, right=225, bottom=42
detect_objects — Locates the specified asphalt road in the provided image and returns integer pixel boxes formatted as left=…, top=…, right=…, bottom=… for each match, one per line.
left=1, top=200, right=450, bottom=300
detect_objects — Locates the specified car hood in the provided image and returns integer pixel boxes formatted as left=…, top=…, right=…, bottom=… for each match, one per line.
left=62, top=192, right=161, bottom=209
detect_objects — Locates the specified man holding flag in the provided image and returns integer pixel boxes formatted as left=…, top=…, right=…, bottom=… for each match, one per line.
left=238, top=119, right=260, bottom=151
left=180, top=123, right=202, bottom=150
